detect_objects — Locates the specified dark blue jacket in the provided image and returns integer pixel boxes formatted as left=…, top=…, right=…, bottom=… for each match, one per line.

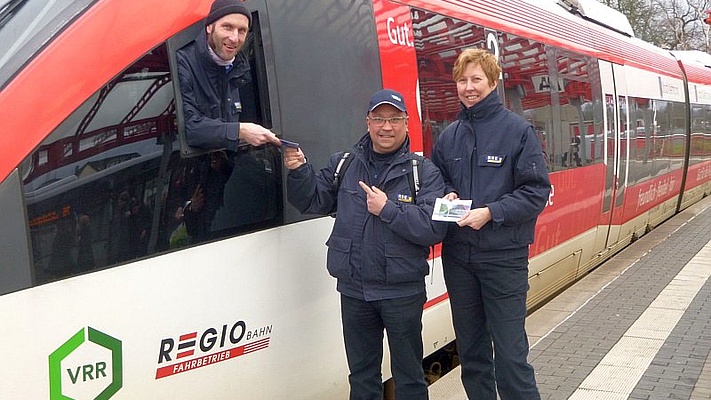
left=287, top=135, right=447, bottom=301
left=431, top=91, right=550, bottom=253
left=176, top=33, right=251, bottom=152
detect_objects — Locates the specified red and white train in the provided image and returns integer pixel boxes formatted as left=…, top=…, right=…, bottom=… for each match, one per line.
left=1, top=0, right=710, bottom=398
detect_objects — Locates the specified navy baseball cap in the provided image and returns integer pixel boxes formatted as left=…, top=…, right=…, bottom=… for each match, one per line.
left=368, top=89, right=407, bottom=113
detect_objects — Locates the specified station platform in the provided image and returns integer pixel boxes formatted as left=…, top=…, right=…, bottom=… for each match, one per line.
left=429, top=194, right=711, bottom=400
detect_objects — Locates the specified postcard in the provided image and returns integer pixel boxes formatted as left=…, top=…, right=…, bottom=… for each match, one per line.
left=432, top=198, right=472, bottom=222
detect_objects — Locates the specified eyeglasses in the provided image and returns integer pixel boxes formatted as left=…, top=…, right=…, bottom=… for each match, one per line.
left=367, top=116, right=408, bottom=126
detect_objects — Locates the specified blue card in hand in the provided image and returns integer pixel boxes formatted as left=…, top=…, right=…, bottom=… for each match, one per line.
left=280, top=139, right=300, bottom=148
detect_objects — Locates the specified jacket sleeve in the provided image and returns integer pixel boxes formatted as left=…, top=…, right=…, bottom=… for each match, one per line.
left=487, top=125, right=551, bottom=227
left=176, top=50, right=239, bottom=151
left=378, top=159, right=448, bottom=246
left=286, top=153, right=342, bottom=215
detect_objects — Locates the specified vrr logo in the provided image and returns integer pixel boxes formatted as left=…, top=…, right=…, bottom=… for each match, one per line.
left=49, top=327, right=122, bottom=400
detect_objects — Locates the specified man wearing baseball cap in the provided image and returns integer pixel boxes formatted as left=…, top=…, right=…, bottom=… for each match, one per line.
left=284, top=89, right=447, bottom=400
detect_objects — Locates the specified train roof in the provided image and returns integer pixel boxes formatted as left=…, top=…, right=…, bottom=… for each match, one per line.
left=671, top=50, right=711, bottom=86
left=556, top=0, right=635, bottom=37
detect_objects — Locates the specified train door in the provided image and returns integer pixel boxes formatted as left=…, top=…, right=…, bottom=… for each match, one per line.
left=597, top=61, right=629, bottom=252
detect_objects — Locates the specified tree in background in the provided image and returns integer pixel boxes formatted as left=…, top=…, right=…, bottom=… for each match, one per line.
left=597, top=0, right=711, bottom=51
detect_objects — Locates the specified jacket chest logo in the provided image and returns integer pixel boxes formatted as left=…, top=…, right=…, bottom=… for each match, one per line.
left=397, top=194, right=413, bottom=203
left=486, top=155, right=504, bottom=164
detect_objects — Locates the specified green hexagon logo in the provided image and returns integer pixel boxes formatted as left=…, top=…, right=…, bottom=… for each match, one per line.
left=49, top=327, right=123, bottom=400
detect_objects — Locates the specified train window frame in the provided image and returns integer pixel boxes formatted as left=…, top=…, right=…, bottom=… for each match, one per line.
left=0, top=169, right=33, bottom=295
left=168, top=10, right=272, bottom=158
left=164, top=7, right=283, bottom=242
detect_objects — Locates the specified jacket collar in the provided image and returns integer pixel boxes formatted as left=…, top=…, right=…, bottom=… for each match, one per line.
left=458, top=89, right=502, bottom=123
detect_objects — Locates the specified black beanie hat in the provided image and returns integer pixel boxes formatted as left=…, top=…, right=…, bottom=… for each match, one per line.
left=205, top=0, right=252, bottom=27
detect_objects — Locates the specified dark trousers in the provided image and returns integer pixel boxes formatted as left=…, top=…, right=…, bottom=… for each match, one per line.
left=340, top=292, right=429, bottom=400
left=442, top=249, right=540, bottom=400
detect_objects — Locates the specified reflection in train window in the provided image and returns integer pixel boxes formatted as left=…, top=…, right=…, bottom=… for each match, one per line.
left=553, top=50, right=603, bottom=169
left=411, top=9, right=471, bottom=156
left=411, top=8, right=602, bottom=172
left=22, top=24, right=282, bottom=286
left=690, top=104, right=711, bottom=166
left=627, top=97, right=674, bottom=185
left=501, top=36, right=555, bottom=168
left=654, top=100, right=686, bottom=173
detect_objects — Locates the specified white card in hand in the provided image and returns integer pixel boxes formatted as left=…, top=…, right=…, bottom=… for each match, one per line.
left=432, top=198, right=472, bottom=222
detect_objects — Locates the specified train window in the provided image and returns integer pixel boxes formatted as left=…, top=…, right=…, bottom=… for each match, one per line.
left=412, top=11, right=542, bottom=154
left=628, top=97, right=656, bottom=185
left=169, top=15, right=272, bottom=157
left=499, top=36, right=555, bottom=168
left=553, top=50, right=603, bottom=169
left=20, top=13, right=282, bottom=286
left=412, top=11, right=549, bottom=151
left=166, top=12, right=282, bottom=244
left=411, top=9, right=603, bottom=172
left=654, top=100, right=686, bottom=173
left=690, top=104, right=711, bottom=166
left=411, top=10, right=469, bottom=149
left=21, top=42, right=177, bottom=284
left=0, top=0, right=95, bottom=90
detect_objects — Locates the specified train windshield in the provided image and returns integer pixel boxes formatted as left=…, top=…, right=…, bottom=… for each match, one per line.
left=0, top=0, right=94, bottom=89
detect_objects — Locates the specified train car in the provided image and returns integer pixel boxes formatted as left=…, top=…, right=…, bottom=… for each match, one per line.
left=1, top=0, right=710, bottom=398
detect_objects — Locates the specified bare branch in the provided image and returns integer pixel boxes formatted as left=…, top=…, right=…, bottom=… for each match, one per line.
left=598, top=0, right=711, bottom=50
